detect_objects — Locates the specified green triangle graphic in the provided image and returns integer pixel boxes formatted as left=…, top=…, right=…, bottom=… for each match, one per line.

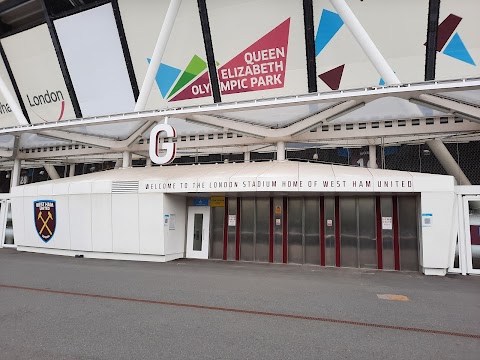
left=167, top=55, right=207, bottom=99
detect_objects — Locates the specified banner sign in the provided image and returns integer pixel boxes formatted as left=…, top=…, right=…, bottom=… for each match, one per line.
left=168, top=18, right=290, bottom=102
left=149, top=123, right=177, bottom=165
left=34, top=200, right=56, bottom=242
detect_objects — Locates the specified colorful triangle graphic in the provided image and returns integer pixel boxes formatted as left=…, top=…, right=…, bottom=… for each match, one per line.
left=148, top=59, right=181, bottom=98
left=217, top=18, right=290, bottom=95
left=443, top=33, right=476, bottom=65
left=315, top=9, right=344, bottom=57
left=167, top=55, right=207, bottom=99
left=319, top=64, right=344, bottom=90
left=170, top=71, right=211, bottom=102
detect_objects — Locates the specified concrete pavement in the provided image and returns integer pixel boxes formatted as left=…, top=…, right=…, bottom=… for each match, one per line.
left=0, top=249, right=479, bottom=359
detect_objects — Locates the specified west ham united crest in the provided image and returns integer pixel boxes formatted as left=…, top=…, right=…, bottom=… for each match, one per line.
left=34, top=200, right=56, bottom=242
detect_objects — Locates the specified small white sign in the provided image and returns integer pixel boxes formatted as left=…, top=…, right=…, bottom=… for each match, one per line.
left=228, top=215, right=236, bottom=227
left=382, top=217, right=393, bottom=230
left=326, top=219, right=333, bottom=227
left=422, top=213, right=432, bottom=227
left=276, top=218, right=281, bottom=226
left=163, top=214, right=170, bottom=226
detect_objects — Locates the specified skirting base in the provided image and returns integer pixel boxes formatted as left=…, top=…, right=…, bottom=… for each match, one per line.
left=16, top=246, right=184, bottom=263
left=423, top=267, right=447, bottom=276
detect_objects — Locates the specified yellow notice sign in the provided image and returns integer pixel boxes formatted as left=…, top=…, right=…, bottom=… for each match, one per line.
left=210, top=196, right=225, bottom=207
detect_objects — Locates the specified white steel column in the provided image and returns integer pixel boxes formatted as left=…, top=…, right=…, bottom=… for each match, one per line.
left=122, top=151, right=132, bottom=168
left=426, top=139, right=471, bottom=185
left=0, top=76, right=28, bottom=125
left=44, top=165, right=60, bottom=180
left=69, top=164, right=76, bottom=177
left=10, top=158, right=21, bottom=188
left=368, top=145, right=378, bottom=168
left=244, top=151, right=251, bottom=163
left=330, top=0, right=400, bottom=85
left=146, top=158, right=152, bottom=167
left=135, top=0, right=182, bottom=111
left=277, top=141, right=285, bottom=161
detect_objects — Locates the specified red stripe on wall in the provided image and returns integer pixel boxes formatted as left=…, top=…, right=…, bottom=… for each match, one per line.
left=236, top=198, right=241, bottom=261
left=335, top=196, right=340, bottom=267
left=320, top=196, right=325, bottom=266
left=376, top=196, right=383, bottom=270
left=223, top=197, right=228, bottom=260
left=269, top=197, right=274, bottom=263
left=283, top=197, right=288, bottom=264
left=393, top=196, right=400, bottom=271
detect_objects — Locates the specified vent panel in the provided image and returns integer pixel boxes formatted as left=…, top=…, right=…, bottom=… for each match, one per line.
left=111, top=181, right=139, bottom=194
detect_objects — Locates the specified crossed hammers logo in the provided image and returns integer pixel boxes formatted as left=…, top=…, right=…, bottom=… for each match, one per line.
left=37, top=211, right=53, bottom=236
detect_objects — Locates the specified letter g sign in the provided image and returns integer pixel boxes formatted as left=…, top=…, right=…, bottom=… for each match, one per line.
left=149, top=123, right=177, bottom=165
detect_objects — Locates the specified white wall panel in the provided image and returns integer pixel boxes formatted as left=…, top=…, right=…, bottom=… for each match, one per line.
left=163, top=194, right=186, bottom=256
left=1, top=24, right=76, bottom=123
left=138, top=193, right=164, bottom=255
left=313, top=0, right=428, bottom=90
left=208, top=0, right=307, bottom=101
left=436, top=0, right=479, bottom=80
left=10, top=195, right=25, bottom=247
left=0, top=56, right=23, bottom=127
left=91, top=194, right=113, bottom=252
left=23, top=197, right=41, bottom=247
left=112, top=194, right=139, bottom=254
left=118, top=0, right=210, bottom=109
left=22, top=194, right=70, bottom=250
left=54, top=4, right=135, bottom=117
left=69, top=194, right=92, bottom=251
left=420, top=192, right=455, bottom=271
left=49, top=195, right=70, bottom=250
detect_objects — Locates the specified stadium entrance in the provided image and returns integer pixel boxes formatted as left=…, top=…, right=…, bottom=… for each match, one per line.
left=186, top=195, right=419, bottom=271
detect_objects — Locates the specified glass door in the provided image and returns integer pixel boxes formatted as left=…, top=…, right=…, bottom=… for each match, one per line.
left=186, top=206, right=210, bottom=259
left=0, top=200, right=15, bottom=249
left=464, top=197, right=480, bottom=274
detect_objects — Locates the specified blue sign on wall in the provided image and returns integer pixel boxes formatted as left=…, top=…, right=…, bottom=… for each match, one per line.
left=193, top=198, right=209, bottom=206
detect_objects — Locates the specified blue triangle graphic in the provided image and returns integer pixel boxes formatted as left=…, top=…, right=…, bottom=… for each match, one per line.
left=442, top=33, right=476, bottom=66
left=315, top=9, right=344, bottom=57
left=379, top=78, right=385, bottom=86
left=147, top=58, right=181, bottom=98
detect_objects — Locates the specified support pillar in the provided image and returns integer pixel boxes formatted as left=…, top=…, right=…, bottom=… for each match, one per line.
left=146, top=158, right=152, bottom=167
left=44, top=165, right=60, bottom=180
left=244, top=151, right=251, bottom=163
left=330, top=0, right=400, bottom=85
left=69, top=164, right=76, bottom=177
left=134, top=0, right=182, bottom=111
left=277, top=141, right=285, bottom=161
left=10, top=158, right=21, bottom=189
left=114, top=159, right=122, bottom=169
left=368, top=145, right=378, bottom=169
left=122, top=151, right=132, bottom=168
left=426, top=139, right=471, bottom=185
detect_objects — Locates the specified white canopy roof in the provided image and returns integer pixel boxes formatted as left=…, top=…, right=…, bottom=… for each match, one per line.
left=12, top=160, right=454, bottom=197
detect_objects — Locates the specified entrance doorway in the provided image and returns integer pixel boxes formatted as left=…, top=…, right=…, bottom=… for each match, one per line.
left=463, top=197, right=480, bottom=275
left=208, top=195, right=419, bottom=271
left=186, top=206, right=210, bottom=259
left=0, top=200, right=15, bottom=249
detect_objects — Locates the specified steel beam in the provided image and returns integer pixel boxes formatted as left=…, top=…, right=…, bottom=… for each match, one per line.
left=418, top=94, right=480, bottom=122
left=44, top=164, right=60, bottom=180
left=135, top=0, right=182, bottom=111
left=10, top=158, right=20, bottom=188
left=426, top=139, right=471, bottom=185
left=330, top=0, right=400, bottom=85
left=1, top=78, right=479, bottom=136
